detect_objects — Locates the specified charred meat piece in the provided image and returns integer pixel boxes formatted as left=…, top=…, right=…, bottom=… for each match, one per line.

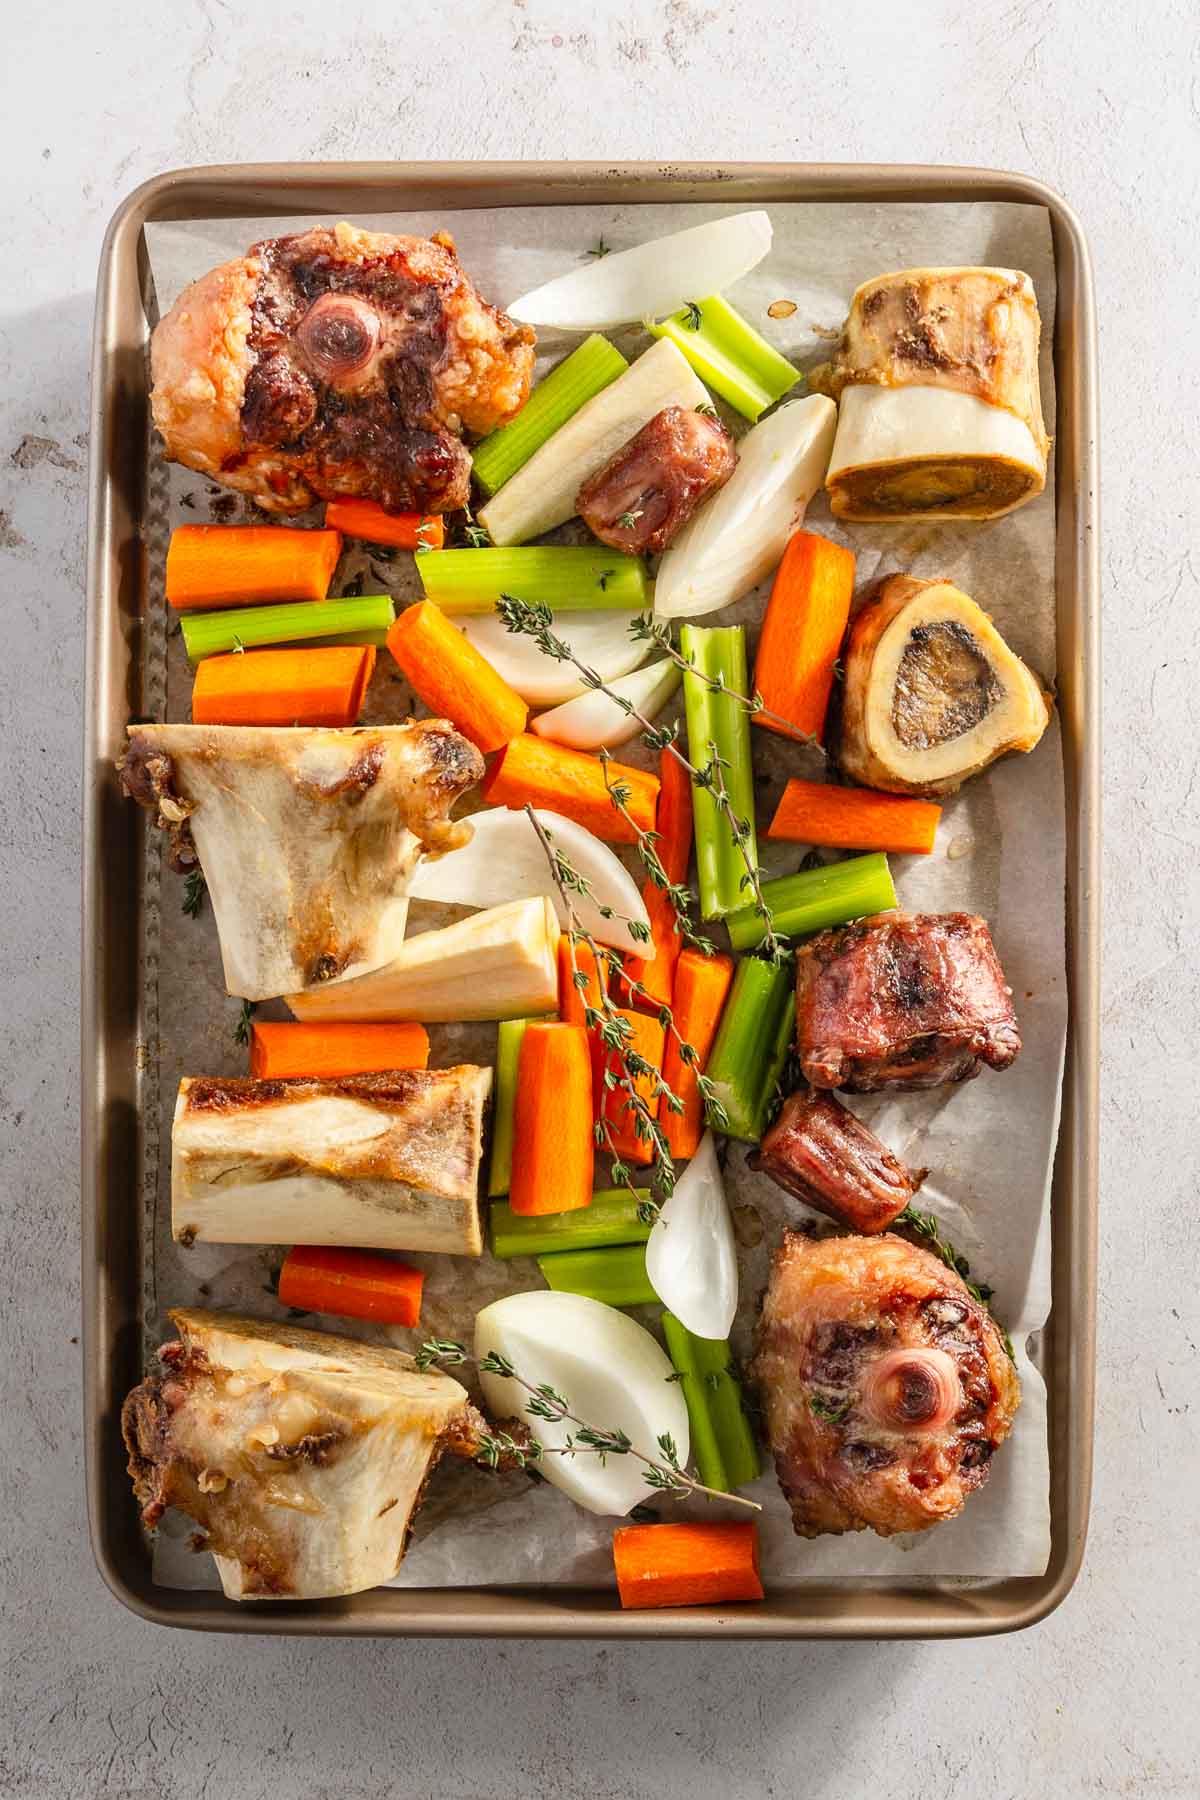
left=749, top=1086, right=923, bottom=1232
left=123, top=1310, right=484, bottom=1600
left=150, top=221, right=536, bottom=515
left=795, top=911, right=1020, bottom=1092
left=171, top=1067, right=492, bottom=1256
left=751, top=1231, right=1019, bottom=1537
left=576, top=404, right=736, bottom=554
left=118, top=721, right=484, bottom=1001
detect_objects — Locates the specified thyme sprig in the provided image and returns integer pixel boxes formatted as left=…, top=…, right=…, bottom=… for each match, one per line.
left=585, top=236, right=612, bottom=259
left=182, top=868, right=206, bottom=919
left=681, top=300, right=703, bottom=330
left=415, top=1339, right=762, bottom=1512
left=897, top=1205, right=1015, bottom=1361
left=233, top=998, right=255, bottom=1046
left=498, top=595, right=783, bottom=962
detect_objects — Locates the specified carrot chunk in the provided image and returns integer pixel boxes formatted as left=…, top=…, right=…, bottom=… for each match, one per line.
left=324, top=500, right=444, bottom=551
left=613, top=1521, right=764, bottom=1610
left=767, top=779, right=941, bottom=855
left=509, top=1023, right=594, bottom=1216
left=661, top=950, right=734, bottom=1159
left=387, top=601, right=527, bottom=753
left=165, top=524, right=342, bottom=610
left=481, top=735, right=658, bottom=844
left=278, top=1245, right=424, bottom=1327
left=625, top=749, right=693, bottom=1008
left=191, top=646, right=374, bottom=727
left=594, top=1009, right=666, bottom=1166
left=752, top=530, right=856, bottom=743
left=249, top=1021, right=429, bottom=1080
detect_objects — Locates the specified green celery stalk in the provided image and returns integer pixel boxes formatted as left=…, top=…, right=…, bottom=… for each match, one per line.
left=661, top=1313, right=761, bottom=1492
left=490, top=1188, right=651, bottom=1259
left=705, top=955, right=794, bottom=1142
left=417, top=546, right=648, bottom=615
left=679, top=624, right=758, bottom=920
left=649, top=294, right=800, bottom=423
left=487, top=1016, right=554, bottom=1197
left=472, top=335, right=629, bottom=497
left=181, top=595, right=394, bottom=662
left=724, top=853, right=897, bottom=952
left=747, top=990, right=797, bottom=1142
left=537, top=1243, right=656, bottom=1307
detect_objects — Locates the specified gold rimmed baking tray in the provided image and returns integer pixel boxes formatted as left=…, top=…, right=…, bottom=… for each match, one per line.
left=83, top=162, right=1098, bottom=1638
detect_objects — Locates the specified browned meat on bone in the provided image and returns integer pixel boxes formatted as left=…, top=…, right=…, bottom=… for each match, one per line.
left=576, top=404, right=736, bottom=554
left=795, top=911, right=1020, bottom=1092
left=751, top=1230, right=1019, bottom=1537
left=749, top=1086, right=924, bottom=1232
left=150, top=222, right=535, bottom=515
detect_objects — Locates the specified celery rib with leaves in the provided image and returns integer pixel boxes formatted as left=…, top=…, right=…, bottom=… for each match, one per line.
left=650, top=294, right=800, bottom=422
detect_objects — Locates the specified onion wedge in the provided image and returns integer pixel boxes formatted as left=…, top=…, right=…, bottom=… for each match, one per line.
left=454, top=609, right=649, bottom=706
left=530, top=659, right=680, bottom=753
left=506, top=211, right=773, bottom=330
left=654, top=395, right=837, bottom=619
left=644, top=1131, right=738, bottom=1340
left=474, top=1291, right=689, bottom=1516
left=407, top=807, right=650, bottom=955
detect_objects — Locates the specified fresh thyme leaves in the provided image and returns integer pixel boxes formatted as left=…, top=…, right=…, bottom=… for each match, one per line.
left=233, top=998, right=255, bottom=1046
left=586, top=236, right=612, bottom=259
left=695, top=401, right=719, bottom=419
left=617, top=509, right=644, bottom=531
left=809, top=1394, right=851, bottom=1424
left=598, top=568, right=615, bottom=592
left=682, top=301, right=703, bottom=331
left=414, top=517, right=439, bottom=555
left=231, top=634, right=246, bottom=655
left=497, top=593, right=779, bottom=965
left=896, top=1206, right=1015, bottom=1360
left=181, top=868, right=206, bottom=919
left=416, top=1339, right=762, bottom=1511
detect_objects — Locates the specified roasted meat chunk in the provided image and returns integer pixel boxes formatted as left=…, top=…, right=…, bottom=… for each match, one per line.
left=576, top=404, right=736, bottom=554
left=794, top=911, right=1020, bottom=1092
left=749, top=1086, right=923, bottom=1232
left=171, top=1067, right=493, bottom=1256
left=150, top=221, right=535, bottom=515
left=123, top=1310, right=484, bottom=1600
left=119, top=721, right=484, bottom=1001
left=751, top=1231, right=1019, bottom=1537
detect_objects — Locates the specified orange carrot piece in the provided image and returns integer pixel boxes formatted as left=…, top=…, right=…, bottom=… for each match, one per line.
left=767, top=779, right=941, bottom=855
left=626, top=750, right=694, bottom=1007
left=558, top=935, right=612, bottom=1026
left=249, top=1021, right=429, bottom=1080
left=165, top=524, right=342, bottom=611
left=387, top=601, right=527, bottom=753
left=752, top=530, right=856, bottom=744
left=191, top=646, right=375, bottom=727
left=509, top=1022, right=594, bottom=1216
left=594, top=1009, right=665, bottom=1166
left=662, top=949, right=734, bottom=1160
left=481, top=735, right=659, bottom=844
left=278, top=1245, right=424, bottom=1327
left=613, top=1521, right=764, bottom=1610
left=324, top=499, right=444, bottom=551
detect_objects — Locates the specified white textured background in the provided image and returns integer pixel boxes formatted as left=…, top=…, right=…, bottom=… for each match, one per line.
left=2, top=3, right=1197, bottom=1796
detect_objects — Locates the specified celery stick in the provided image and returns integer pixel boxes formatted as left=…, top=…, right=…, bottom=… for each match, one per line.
left=537, top=1243, right=656, bottom=1307
left=724, top=853, right=897, bottom=952
left=181, top=595, right=394, bottom=662
left=661, top=1313, right=761, bottom=1492
left=705, top=955, right=794, bottom=1142
left=679, top=624, right=758, bottom=919
left=488, top=1016, right=554, bottom=1197
left=472, top=335, right=629, bottom=497
left=417, top=547, right=649, bottom=615
left=649, top=294, right=800, bottom=423
left=747, top=990, right=796, bottom=1143
left=490, top=1188, right=651, bottom=1259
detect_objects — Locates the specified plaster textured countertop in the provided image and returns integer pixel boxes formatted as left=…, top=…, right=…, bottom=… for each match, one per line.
left=2, top=3, right=1197, bottom=1796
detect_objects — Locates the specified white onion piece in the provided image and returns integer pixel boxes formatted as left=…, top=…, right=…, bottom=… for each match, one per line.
left=506, top=211, right=773, bottom=330
left=474, top=1291, right=689, bottom=1516
left=454, top=609, right=650, bottom=706
left=408, top=807, right=650, bottom=955
left=644, top=1131, right=738, bottom=1340
left=654, top=395, right=837, bottom=618
left=530, top=659, right=680, bottom=752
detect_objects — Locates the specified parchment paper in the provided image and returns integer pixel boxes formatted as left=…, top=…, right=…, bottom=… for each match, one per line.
left=138, top=199, right=1062, bottom=1590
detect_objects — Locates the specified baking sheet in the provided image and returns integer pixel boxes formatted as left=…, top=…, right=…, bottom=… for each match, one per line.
left=138, top=199, right=1062, bottom=1589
